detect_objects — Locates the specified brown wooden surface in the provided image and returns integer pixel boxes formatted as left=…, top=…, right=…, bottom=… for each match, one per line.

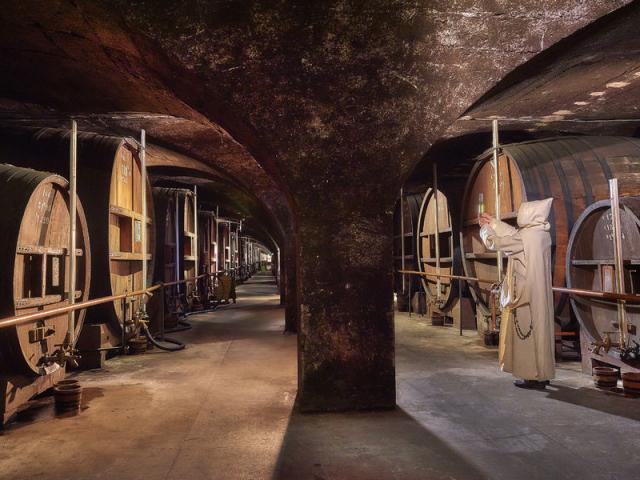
left=417, top=188, right=455, bottom=310
left=0, top=366, right=65, bottom=424
left=568, top=197, right=640, bottom=367
left=1, top=166, right=90, bottom=375
left=109, top=144, right=155, bottom=328
left=182, top=194, right=196, bottom=297
left=461, top=137, right=640, bottom=320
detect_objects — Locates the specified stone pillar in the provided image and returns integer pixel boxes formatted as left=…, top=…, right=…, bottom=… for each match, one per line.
left=279, top=249, right=286, bottom=306
left=284, top=244, right=299, bottom=334
left=296, top=210, right=395, bottom=412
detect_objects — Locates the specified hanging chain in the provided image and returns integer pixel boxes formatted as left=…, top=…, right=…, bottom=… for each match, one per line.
left=513, top=311, right=533, bottom=340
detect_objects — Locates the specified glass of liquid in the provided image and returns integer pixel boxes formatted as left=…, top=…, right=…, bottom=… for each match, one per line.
left=478, top=193, right=485, bottom=222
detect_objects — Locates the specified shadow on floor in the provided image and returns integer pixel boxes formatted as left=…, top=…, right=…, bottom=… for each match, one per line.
left=545, top=384, right=640, bottom=421
left=271, top=407, right=486, bottom=480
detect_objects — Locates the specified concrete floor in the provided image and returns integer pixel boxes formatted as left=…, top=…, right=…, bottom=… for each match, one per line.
left=1, top=276, right=640, bottom=479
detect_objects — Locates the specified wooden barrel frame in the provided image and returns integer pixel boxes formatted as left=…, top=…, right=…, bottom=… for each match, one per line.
left=0, top=164, right=91, bottom=375
left=416, top=187, right=458, bottom=311
left=179, top=192, right=197, bottom=297
left=566, top=197, right=640, bottom=366
left=152, top=188, right=178, bottom=285
left=0, top=128, right=156, bottom=347
left=198, top=211, right=218, bottom=276
left=393, top=193, right=423, bottom=303
left=460, top=136, right=640, bottom=324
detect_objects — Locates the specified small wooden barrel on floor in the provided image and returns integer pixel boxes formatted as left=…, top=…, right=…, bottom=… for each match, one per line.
left=622, top=372, right=640, bottom=394
left=460, top=136, right=640, bottom=327
left=568, top=197, right=640, bottom=370
left=592, top=366, right=619, bottom=388
left=0, top=164, right=91, bottom=375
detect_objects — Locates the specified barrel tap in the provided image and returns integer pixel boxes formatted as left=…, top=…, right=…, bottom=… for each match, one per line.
left=133, top=305, right=150, bottom=332
left=39, top=332, right=81, bottom=369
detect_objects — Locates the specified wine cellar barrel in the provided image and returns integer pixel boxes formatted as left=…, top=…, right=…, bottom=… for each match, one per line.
left=0, top=128, right=156, bottom=350
left=218, top=220, right=241, bottom=273
left=152, top=188, right=178, bottom=286
left=218, top=221, right=229, bottom=271
left=198, top=211, right=218, bottom=276
left=393, top=192, right=424, bottom=312
left=0, top=164, right=91, bottom=375
left=416, top=187, right=457, bottom=312
left=180, top=191, right=197, bottom=298
left=460, top=136, right=640, bottom=326
left=567, top=197, right=640, bottom=370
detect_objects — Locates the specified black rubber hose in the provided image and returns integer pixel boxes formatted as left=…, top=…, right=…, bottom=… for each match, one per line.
left=164, top=319, right=193, bottom=333
left=141, top=322, right=186, bottom=351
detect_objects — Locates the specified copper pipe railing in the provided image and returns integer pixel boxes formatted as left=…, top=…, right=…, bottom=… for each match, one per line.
left=399, top=270, right=640, bottom=303
left=0, top=270, right=235, bottom=331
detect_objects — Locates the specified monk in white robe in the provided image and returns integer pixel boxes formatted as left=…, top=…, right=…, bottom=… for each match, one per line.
left=479, top=198, right=556, bottom=389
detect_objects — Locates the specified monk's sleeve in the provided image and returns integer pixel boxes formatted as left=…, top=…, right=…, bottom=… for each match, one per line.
left=480, top=219, right=523, bottom=254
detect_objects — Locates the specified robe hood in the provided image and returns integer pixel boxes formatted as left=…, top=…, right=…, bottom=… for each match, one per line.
left=517, top=198, right=553, bottom=229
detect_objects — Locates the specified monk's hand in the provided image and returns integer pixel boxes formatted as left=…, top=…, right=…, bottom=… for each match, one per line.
left=478, top=213, right=493, bottom=227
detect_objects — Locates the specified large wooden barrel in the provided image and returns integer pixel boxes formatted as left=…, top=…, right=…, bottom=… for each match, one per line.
left=180, top=192, right=197, bottom=297
left=0, top=128, right=155, bottom=347
left=393, top=193, right=424, bottom=311
left=153, top=188, right=178, bottom=285
left=567, top=197, right=640, bottom=369
left=416, top=188, right=458, bottom=311
left=218, top=219, right=239, bottom=271
left=198, top=211, right=218, bottom=276
left=0, top=164, right=90, bottom=374
left=460, top=136, right=640, bottom=325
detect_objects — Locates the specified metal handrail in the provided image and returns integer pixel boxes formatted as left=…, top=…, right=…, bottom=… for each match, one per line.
left=399, top=269, right=640, bottom=303
left=0, top=269, right=235, bottom=330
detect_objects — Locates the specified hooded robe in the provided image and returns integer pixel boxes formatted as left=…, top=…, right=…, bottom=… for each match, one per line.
left=480, top=198, right=555, bottom=381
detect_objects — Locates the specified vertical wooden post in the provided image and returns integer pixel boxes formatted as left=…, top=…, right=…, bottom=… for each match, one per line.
left=492, top=119, right=503, bottom=284
left=228, top=220, right=232, bottom=271
left=68, top=120, right=78, bottom=345
left=193, top=186, right=198, bottom=293
left=174, top=191, right=181, bottom=296
left=609, top=178, right=627, bottom=349
left=215, top=206, right=220, bottom=272
left=433, top=162, right=441, bottom=304
left=140, top=130, right=147, bottom=311
left=400, top=187, right=406, bottom=294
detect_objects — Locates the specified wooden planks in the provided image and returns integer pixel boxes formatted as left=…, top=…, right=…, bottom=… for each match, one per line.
left=0, top=165, right=90, bottom=375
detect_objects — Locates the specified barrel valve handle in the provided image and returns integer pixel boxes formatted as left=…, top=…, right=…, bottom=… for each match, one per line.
left=41, top=332, right=81, bottom=369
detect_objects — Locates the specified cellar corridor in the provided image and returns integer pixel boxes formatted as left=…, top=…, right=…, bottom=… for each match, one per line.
left=0, top=273, right=298, bottom=479
left=2, top=276, right=639, bottom=480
